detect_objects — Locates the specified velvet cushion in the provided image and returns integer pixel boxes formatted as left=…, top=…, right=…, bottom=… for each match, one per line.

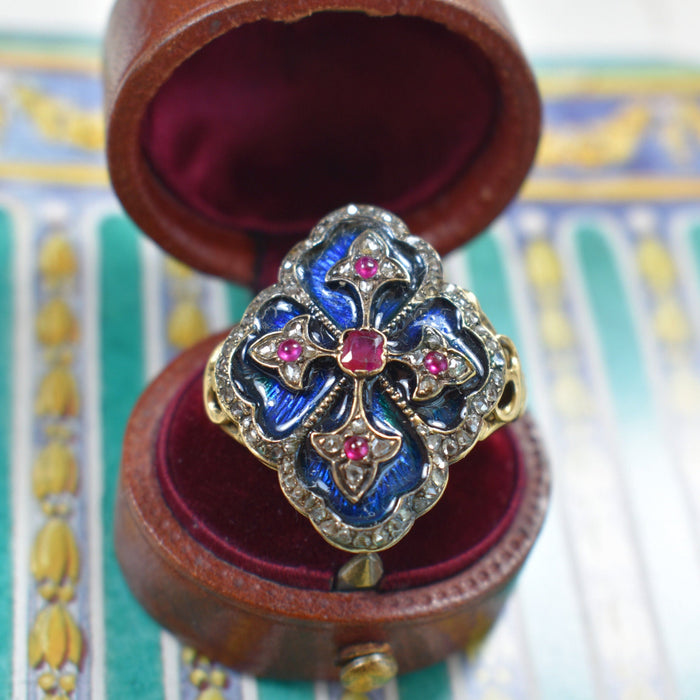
left=141, top=12, right=497, bottom=237
left=156, top=365, right=526, bottom=591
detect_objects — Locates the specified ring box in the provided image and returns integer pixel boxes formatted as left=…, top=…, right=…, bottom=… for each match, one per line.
left=105, top=0, right=550, bottom=681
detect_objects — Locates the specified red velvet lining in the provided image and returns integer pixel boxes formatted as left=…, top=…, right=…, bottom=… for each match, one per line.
left=156, top=365, right=526, bottom=591
left=141, top=13, right=497, bottom=236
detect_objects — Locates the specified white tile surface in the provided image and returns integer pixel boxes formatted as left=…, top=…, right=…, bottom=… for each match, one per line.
left=1, top=0, right=700, bottom=62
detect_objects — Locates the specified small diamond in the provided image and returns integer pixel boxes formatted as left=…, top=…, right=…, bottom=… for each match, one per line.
left=354, top=533, right=372, bottom=549
left=397, top=506, right=413, bottom=522
left=341, top=462, right=367, bottom=491
left=418, top=376, right=438, bottom=395
left=320, top=435, right=342, bottom=454
left=473, top=397, right=488, bottom=414
left=426, top=434, right=442, bottom=451
left=442, top=438, right=458, bottom=457
left=335, top=530, right=351, bottom=545
left=371, top=438, right=395, bottom=459
left=269, top=445, right=284, bottom=462
left=423, top=482, right=440, bottom=498
left=455, top=430, right=470, bottom=447
left=319, top=520, right=338, bottom=536
left=432, top=469, right=446, bottom=486
left=465, top=415, right=480, bottom=433
left=283, top=364, right=301, bottom=383
left=310, top=505, right=326, bottom=521
left=351, top=418, right=366, bottom=433
left=373, top=529, right=387, bottom=546
left=413, top=496, right=429, bottom=512
left=486, top=385, right=500, bottom=401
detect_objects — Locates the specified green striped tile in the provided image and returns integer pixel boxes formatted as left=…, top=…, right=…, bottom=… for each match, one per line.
left=464, top=231, right=525, bottom=361
left=691, top=222, right=700, bottom=281
left=99, top=215, right=163, bottom=699
left=577, top=223, right=700, bottom=700
left=398, top=663, right=452, bottom=700
left=226, top=283, right=253, bottom=324
left=465, top=229, right=596, bottom=700
left=257, top=678, right=315, bottom=700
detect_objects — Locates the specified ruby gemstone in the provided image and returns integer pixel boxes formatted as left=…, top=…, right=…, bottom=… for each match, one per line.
left=424, top=350, right=448, bottom=375
left=277, top=338, right=303, bottom=363
left=355, top=256, right=378, bottom=279
left=344, top=435, right=369, bottom=461
left=339, top=330, right=385, bottom=374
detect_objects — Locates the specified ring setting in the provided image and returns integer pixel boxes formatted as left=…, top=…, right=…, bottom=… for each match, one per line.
left=204, top=205, right=525, bottom=552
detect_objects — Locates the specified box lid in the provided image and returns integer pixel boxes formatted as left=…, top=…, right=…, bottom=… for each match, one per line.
left=104, top=0, right=540, bottom=287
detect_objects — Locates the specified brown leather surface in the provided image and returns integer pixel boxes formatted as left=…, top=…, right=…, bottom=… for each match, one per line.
left=104, top=0, right=541, bottom=287
left=116, top=333, right=551, bottom=678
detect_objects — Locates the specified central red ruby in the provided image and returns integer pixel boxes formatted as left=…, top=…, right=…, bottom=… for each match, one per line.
left=339, top=329, right=385, bottom=374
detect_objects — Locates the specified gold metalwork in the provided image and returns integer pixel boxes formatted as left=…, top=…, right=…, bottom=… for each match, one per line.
left=336, top=553, right=384, bottom=590
left=480, top=337, right=526, bottom=441
left=339, top=650, right=398, bottom=693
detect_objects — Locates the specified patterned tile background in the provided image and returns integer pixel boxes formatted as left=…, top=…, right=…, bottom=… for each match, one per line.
left=1, top=37, right=700, bottom=700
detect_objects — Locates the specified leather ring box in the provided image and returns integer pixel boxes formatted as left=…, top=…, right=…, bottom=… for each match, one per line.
left=105, top=0, right=550, bottom=682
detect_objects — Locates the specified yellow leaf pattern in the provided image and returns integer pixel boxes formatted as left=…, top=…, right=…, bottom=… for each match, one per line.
left=30, top=231, right=83, bottom=697
left=35, top=367, right=80, bottom=417
left=168, top=300, right=209, bottom=349
left=32, top=441, right=78, bottom=500
left=36, top=298, right=79, bottom=346
left=38, top=233, right=78, bottom=284
left=31, top=518, right=80, bottom=589
left=29, top=604, right=83, bottom=671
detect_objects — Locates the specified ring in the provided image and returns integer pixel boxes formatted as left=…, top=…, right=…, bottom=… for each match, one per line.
left=204, top=205, right=525, bottom=553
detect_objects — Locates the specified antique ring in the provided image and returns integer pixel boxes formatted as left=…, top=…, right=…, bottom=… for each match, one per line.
left=204, top=205, right=525, bottom=553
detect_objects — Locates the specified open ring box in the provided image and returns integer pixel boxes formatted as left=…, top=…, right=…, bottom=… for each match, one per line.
left=105, top=0, right=551, bottom=682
